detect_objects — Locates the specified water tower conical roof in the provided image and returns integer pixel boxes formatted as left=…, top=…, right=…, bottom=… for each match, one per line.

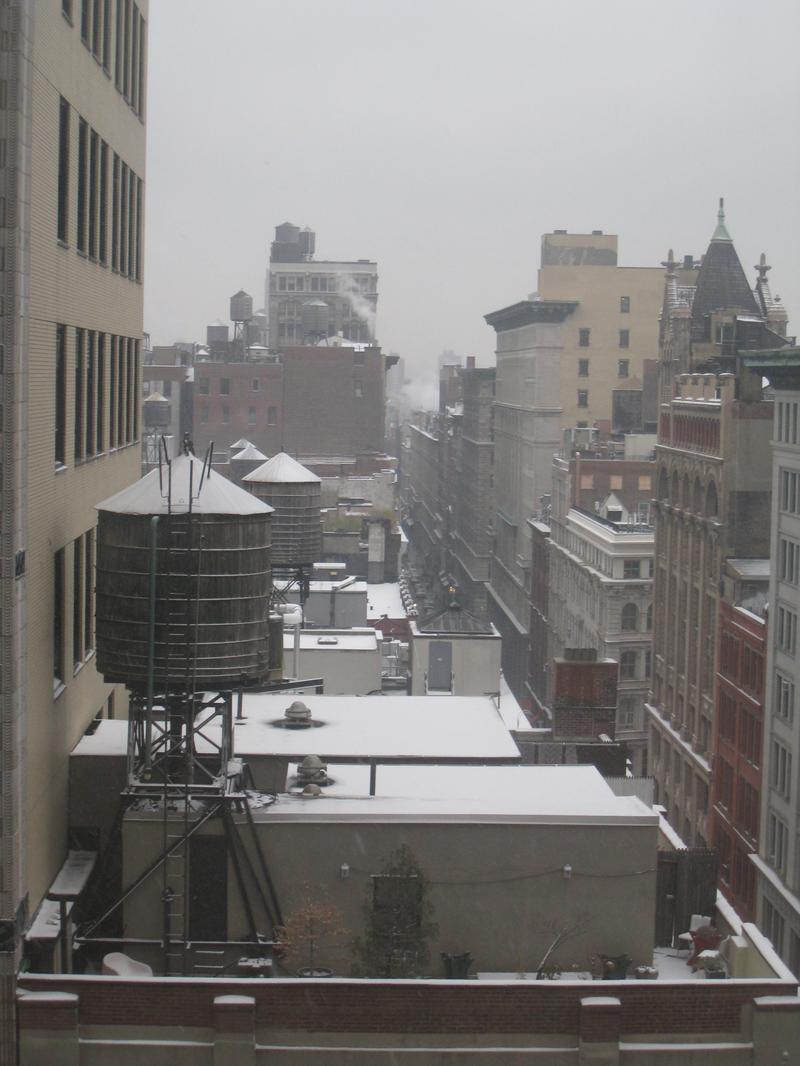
left=243, top=452, right=321, bottom=485
left=97, top=453, right=274, bottom=516
left=232, top=443, right=268, bottom=462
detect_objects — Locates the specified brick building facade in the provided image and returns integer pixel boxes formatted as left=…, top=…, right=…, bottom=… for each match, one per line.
left=711, top=563, right=768, bottom=922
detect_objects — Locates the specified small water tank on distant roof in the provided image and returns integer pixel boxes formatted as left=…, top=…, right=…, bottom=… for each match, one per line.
left=94, top=452, right=275, bottom=690
left=206, top=320, right=229, bottom=348
left=275, top=222, right=300, bottom=244
left=243, top=452, right=322, bottom=567
left=143, top=392, right=171, bottom=429
left=301, top=299, right=330, bottom=338
left=230, top=289, right=253, bottom=323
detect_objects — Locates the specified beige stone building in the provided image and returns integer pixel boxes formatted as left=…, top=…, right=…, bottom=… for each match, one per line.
left=484, top=232, right=664, bottom=699
left=0, top=3, right=147, bottom=1047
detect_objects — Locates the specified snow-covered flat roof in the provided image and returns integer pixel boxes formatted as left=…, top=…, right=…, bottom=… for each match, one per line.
left=366, top=583, right=405, bottom=618
left=224, top=693, right=521, bottom=760
left=286, top=763, right=653, bottom=819
left=283, top=629, right=379, bottom=652
left=72, top=720, right=129, bottom=757
left=262, top=764, right=655, bottom=824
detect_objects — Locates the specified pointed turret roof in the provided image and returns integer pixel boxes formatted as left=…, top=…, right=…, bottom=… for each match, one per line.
left=231, top=443, right=267, bottom=462
left=690, top=199, right=759, bottom=342
left=243, top=452, right=321, bottom=484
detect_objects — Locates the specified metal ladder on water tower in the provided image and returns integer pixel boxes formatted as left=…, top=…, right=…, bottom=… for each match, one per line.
left=161, top=512, right=196, bottom=976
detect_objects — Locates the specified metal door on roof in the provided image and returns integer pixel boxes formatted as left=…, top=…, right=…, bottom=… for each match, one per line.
left=428, top=641, right=452, bottom=692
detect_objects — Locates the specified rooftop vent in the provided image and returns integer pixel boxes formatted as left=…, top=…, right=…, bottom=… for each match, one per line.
left=296, top=754, right=330, bottom=787
left=284, top=700, right=312, bottom=727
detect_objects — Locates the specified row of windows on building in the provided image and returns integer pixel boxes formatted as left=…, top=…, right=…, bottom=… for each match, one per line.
left=54, top=326, right=140, bottom=466
left=717, top=690, right=762, bottom=767
left=63, top=0, right=146, bottom=119
left=775, top=400, right=800, bottom=446
left=57, top=98, right=143, bottom=281
left=198, top=405, right=277, bottom=427
left=719, top=631, right=765, bottom=696
left=762, top=898, right=800, bottom=972
left=578, top=330, right=631, bottom=350
left=271, top=274, right=374, bottom=293
left=578, top=358, right=631, bottom=379
left=276, top=322, right=372, bottom=343
left=53, top=529, right=94, bottom=689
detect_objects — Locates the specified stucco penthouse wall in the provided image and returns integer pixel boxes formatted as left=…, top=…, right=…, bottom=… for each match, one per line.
left=122, top=813, right=657, bottom=975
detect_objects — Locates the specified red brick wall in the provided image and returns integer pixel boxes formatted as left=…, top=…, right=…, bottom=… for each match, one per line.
left=18, top=976, right=796, bottom=1036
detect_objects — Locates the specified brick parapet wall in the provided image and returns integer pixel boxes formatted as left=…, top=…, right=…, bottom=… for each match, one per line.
left=17, top=976, right=797, bottom=1036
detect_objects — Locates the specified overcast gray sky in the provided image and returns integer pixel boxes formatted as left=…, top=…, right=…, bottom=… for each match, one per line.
left=145, top=0, right=800, bottom=393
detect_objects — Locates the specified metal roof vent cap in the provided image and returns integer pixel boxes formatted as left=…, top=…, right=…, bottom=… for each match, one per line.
left=301, top=783, right=322, bottom=797
left=297, top=754, right=329, bottom=785
left=285, top=700, right=313, bottom=728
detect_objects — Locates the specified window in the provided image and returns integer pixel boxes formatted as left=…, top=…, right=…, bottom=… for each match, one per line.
left=73, top=532, right=94, bottom=668
left=579, top=474, right=593, bottom=490
left=618, top=695, right=637, bottom=730
left=88, top=131, right=98, bottom=257
left=619, top=330, right=630, bottom=349
left=771, top=740, right=792, bottom=799
left=618, top=358, right=629, bottom=377
left=610, top=475, right=623, bottom=490
left=578, top=358, right=589, bottom=377
left=621, top=603, right=638, bottom=631
left=247, top=407, right=256, bottom=427
left=718, top=690, right=737, bottom=744
left=762, top=898, right=785, bottom=955
left=74, top=328, right=85, bottom=461
left=219, top=378, right=230, bottom=395
left=779, top=536, right=800, bottom=585
left=55, top=325, right=67, bottom=466
left=716, top=756, right=734, bottom=809
left=200, top=405, right=208, bottom=424
left=780, top=469, right=800, bottom=514
left=252, top=378, right=260, bottom=391
left=98, top=141, right=108, bottom=263
left=638, top=475, right=651, bottom=491
left=54, top=548, right=65, bottom=688
left=76, top=118, right=88, bottom=253
left=623, top=559, right=641, bottom=579
left=161, top=380, right=172, bottom=399
left=267, top=406, right=277, bottom=425
left=85, top=331, right=95, bottom=457
left=102, top=0, right=111, bottom=70
left=774, top=672, right=795, bottom=722
left=80, top=0, right=90, bottom=42
left=579, top=328, right=590, bottom=347
left=355, top=383, right=363, bottom=398
left=62, top=0, right=73, bottom=19
left=221, top=406, right=230, bottom=424
left=777, top=605, right=797, bottom=655
left=577, top=389, right=588, bottom=408
left=197, top=377, right=209, bottom=395
left=740, top=709, right=761, bottom=766
left=57, top=98, right=70, bottom=243
left=619, top=650, right=637, bottom=680
left=111, top=153, right=120, bottom=271
left=620, top=296, right=630, bottom=313
left=767, top=813, right=789, bottom=876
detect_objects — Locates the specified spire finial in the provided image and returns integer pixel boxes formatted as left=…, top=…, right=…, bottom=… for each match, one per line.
left=755, top=252, right=771, bottom=282
left=661, top=248, right=678, bottom=274
left=711, top=197, right=732, bottom=241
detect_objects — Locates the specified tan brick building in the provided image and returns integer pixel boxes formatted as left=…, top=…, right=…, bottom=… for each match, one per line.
left=0, top=3, right=147, bottom=1047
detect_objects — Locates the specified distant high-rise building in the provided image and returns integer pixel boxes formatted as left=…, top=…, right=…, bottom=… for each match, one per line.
left=0, top=0, right=147, bottom=1051
left=265, top=223, right=378, bottom=347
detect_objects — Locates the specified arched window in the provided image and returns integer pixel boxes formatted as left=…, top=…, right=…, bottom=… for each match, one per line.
left=621, top=603, right=639, bottom=631
left=658, top=467, right=669, bottom=501
left=706, top=480, right=719, bottom=518
left=693, top=477, right=704, bottom=513
left=646, top=603, right=653, bottom=630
